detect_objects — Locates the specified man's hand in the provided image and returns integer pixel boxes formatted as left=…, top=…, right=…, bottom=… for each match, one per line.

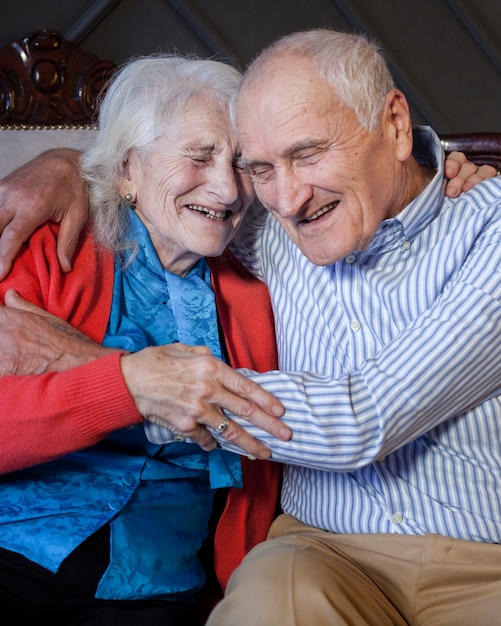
left=0, top=290, right=112, bottom=375
left=444, top=151, right=497, bottom=197
left=120, top=343, right=289, bottom=459
left=0, top=148, right=88, bottom=280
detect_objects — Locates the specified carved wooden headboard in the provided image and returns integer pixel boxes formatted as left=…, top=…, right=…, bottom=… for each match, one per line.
left=0, top=28, right=116, bottom=127
left=0, top=29, right=499, bottom=175
left=0, top=30, right=117, bottom=178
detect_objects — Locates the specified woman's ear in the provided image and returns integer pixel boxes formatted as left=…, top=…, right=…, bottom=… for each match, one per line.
left=118, top=150, right=139, bottom=198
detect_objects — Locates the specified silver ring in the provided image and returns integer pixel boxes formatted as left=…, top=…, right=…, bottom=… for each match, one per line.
left=213, top=414, right=230, bottom=435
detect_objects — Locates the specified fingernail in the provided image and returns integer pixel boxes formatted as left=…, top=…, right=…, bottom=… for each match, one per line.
left=280, top=427, right=291, bottom=440
left=272, top=403, right=284, bottom=416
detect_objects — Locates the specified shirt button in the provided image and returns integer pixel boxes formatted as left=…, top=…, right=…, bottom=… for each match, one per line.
left=391, top=513, right=404, bottom=524
left=173, top=434, right=185, bottom=442
left=402, top=241, right=411, bottom=250
left=122, top=472, right=135, bottom=487
left=350, top=320, right=361, bottom=331
left=346, top=254, right=356, bottom=264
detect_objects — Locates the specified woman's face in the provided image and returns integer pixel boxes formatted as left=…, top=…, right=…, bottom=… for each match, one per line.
left=123, top=99, right=254, bottom=276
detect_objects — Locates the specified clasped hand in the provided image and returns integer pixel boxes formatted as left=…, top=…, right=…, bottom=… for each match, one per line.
left=121, top=343, right=288, bottom=457
left=0, top=290, right=288, bottom=459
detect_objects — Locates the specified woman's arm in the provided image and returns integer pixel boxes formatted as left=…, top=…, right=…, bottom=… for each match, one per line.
left=0, top=292, right=289, bottom=469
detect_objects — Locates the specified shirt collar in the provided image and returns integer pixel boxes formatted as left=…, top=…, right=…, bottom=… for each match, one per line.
left=364, top=126, right=446, bottom=256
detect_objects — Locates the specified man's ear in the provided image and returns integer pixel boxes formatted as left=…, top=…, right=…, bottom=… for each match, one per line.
left=384, top=89, right=413, bottom=162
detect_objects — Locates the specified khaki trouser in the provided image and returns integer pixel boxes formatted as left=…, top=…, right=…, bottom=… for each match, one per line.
left=207, top=513, right=501, bottom=625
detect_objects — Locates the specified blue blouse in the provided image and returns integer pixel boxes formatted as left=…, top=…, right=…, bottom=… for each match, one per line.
left=0, top=209, right=241, bottom=601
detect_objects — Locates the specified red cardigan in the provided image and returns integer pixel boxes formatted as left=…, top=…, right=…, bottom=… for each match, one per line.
left=0, top=222, right=280, bottom=592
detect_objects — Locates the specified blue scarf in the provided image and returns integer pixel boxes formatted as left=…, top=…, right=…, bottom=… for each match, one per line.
left=96, top=209, right=241, bottom=598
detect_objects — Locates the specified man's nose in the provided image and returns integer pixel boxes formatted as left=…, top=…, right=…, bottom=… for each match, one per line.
left=272, top=167, right=313, bottom=218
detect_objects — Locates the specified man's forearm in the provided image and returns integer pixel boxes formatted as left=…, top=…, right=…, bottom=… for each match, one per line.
left=0, top=290, right=114, bottom=375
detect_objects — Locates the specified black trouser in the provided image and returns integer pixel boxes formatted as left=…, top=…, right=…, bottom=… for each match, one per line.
left=0, top=525, right=204, bottom=626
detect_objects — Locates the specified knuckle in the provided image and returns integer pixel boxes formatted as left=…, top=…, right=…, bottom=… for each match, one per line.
left=177, top=419, right=199, bottom=437
left=195, top=354, right=216, bottom=376
left=460, top=161, right=476, bottom=175
left=195, top=379, right=214, bottom=400
left=234, top=375, right=254, bottom=396
left=0, top=224, right=24, bottom=243
left=448, top=151, right=466, bottom=163
left=223, top=424, right=241, bottom=443
left=184, top=424, right=202, bottom=439
left=185, top=398, right=207, bottom=419
left=61, top=235, right=79, bottom=249
left=234, top=400, right=254, bottom=420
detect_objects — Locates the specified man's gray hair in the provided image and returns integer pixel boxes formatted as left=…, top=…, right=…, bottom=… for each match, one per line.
left=233, top=29, right=394, bottom=132
left=82, top=54, right=242, bottom=252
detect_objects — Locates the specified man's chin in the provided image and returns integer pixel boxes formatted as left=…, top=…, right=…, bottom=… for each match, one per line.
left=298, top=244, right=345, bottom=266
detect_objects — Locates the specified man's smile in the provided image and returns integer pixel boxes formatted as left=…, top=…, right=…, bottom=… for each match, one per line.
left=303, top=201, right=340, bottom=223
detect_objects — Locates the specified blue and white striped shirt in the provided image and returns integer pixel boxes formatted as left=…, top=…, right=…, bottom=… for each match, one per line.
left=148, top=127, right=501, bottom=543
left=230, top=127, right=501, bottom=543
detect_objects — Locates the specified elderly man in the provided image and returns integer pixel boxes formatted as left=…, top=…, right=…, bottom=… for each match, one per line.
left=0, top=30, right=499, bottom=625
left=205, top=29, right=501, bottom=625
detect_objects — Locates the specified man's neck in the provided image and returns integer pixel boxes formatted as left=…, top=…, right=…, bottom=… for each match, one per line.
left=389, top=159, right=436, bottom=219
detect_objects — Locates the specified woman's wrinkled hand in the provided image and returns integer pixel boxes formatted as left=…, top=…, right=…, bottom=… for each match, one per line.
left=120, top=342, right=289, bottom=459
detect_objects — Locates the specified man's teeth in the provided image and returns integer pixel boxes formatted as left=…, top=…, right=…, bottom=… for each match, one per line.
left=306, top=202, right=338, bottom=222
left=187, top=204, right=227, bottom=220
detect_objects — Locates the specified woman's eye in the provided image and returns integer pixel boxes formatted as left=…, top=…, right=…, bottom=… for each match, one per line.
left=233, top=157, right=245, bottom=171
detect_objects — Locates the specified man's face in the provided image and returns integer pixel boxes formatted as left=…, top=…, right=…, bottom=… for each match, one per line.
left=236, top=56, right=408, bottom=266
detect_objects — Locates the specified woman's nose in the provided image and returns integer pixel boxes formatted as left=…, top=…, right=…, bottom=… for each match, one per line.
left=209, top=162, right=239, bottom=206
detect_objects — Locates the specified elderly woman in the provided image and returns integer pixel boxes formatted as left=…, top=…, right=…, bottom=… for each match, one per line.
left=0, top=54, right=287, bottom=626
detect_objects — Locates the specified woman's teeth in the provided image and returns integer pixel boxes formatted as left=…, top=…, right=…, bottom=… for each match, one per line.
left=187, top=205, right=227, bottom=220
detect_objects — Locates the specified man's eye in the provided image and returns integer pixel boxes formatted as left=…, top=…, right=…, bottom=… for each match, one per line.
left=296, top=150, right=323, bottom=165
left=248, top=165, right=273, bottom=181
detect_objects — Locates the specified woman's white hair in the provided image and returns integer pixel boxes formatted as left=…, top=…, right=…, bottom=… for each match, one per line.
left=82, top=54, right=242, bottom=252
left=233, top=29, right=394, bottom=132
